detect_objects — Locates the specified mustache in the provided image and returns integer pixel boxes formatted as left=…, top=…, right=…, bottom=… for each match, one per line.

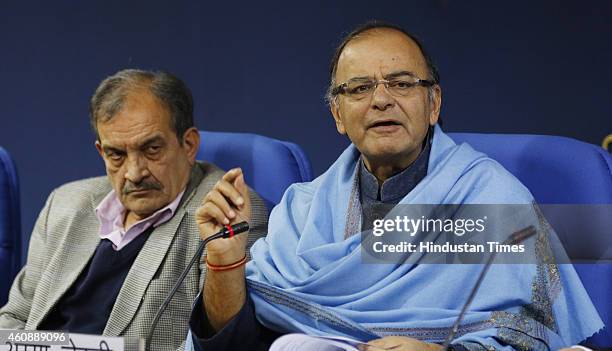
left=122, top=180, right=162, bottom=194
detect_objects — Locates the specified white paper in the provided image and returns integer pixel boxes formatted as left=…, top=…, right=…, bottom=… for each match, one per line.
left=269, top=333, right=360, bottom=351
left=0, top=333, right=124, bottom=351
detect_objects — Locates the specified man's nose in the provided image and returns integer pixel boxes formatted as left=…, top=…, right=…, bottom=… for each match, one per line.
left=371, top=83, right=395, bottom=111
left=124, top=154, right=150, bottom=184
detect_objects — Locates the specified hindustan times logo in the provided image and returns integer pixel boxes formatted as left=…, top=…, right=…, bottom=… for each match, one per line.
left=372, top=216, right=487, bottom=237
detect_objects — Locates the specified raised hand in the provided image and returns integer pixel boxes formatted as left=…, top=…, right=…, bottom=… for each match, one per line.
left=195, top=168, right=251, bottom=265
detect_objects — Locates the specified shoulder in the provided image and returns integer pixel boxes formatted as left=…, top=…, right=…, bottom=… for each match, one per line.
left=187, top=161, right=268, bottom=217
left=30, top=177, right=109, bottom=245
left=184, top=161, right=268, bottom=242
left=46, top=176, right=111, bottom=211
left=53, top=175, right=111, bottom=194
left=182, top=162, right=227, bottom=211
left=195, top=161, right=227, bottom=189
left=433, top=127, right=533, bottom=204
left=456, top=156, right=534, bottom=204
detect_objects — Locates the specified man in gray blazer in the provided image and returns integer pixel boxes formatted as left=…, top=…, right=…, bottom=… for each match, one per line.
left=0, top=69, right=268, bottom=350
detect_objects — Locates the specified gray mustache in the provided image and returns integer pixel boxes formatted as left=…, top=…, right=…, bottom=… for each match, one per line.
left=123, top=180, right=162, bottom=194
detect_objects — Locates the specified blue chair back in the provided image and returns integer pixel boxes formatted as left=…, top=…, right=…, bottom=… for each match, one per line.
left=449, top=132, right=612, bottom=348
left=0, top=147, right=21, bottom=306
left=196, top=131, right=313, bottom=210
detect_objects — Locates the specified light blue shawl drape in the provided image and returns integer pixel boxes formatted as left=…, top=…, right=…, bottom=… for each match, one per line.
left=244, top=125, right=603, bottom=350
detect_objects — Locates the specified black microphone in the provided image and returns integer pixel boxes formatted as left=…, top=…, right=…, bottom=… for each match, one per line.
left=440, top=225, right=537, bottom=350
left=145, top=221, right=250, bottom=350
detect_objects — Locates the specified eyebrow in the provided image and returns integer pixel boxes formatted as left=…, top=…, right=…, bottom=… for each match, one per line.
left=345, top=75, right=372, bottom=82
left=140, top=135, right=165, bottom=149
left=384, top=70, right=418, bottom=79
left=101, top=145, right=124, bottom=155
left=345, top=70, right=419, bottom=82
left=101, top=134, right=165, bottom=153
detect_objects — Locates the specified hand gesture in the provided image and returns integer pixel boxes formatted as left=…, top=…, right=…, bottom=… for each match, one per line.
left=195, top=168, right=251, bottom=265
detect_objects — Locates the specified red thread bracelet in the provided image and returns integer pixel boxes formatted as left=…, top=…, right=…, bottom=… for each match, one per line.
left=206, top=254, right=247, bottom=272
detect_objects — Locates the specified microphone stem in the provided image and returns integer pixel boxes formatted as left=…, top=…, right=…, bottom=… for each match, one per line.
left=440, top=250, right=497, bottom=351
left=145, top=223, right=246, bottom=350
left=440, top=225, right=536, bottom=350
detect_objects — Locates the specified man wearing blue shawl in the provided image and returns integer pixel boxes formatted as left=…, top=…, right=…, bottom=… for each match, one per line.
left=188, top=23, right=602, bottom=350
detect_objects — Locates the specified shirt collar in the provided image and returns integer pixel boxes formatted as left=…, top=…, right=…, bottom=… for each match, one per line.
left=95, top=188, right=186, bottom=234
left=359, top=129, right=432, bottom=203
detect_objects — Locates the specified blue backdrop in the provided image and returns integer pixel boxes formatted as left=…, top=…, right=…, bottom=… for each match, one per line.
left=0, top=0, right=610, bottom=261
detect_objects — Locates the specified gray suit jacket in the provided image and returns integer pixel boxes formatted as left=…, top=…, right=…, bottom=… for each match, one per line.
left=0, top=162, right=268, bottom=350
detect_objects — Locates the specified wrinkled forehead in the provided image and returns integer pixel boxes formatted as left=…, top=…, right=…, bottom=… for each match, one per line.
left=97, top=91, right=174, bottom=148
left=335, top=29, right=429, bottom=82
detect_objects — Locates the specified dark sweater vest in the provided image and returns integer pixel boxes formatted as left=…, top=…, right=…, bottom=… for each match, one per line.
left=39, top=227, right=153, bottom=333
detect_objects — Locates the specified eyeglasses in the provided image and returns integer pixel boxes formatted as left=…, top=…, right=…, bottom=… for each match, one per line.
left=331, top=75, right=436, bottom=100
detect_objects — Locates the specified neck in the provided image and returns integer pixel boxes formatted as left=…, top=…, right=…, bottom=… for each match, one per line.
left=124, top=211, right=148, bottom=230
left=365, top=127, right=433, bottom=184
left=363, top=147, right=422, bottom=185
left=121, top=165, right=194, bottom=230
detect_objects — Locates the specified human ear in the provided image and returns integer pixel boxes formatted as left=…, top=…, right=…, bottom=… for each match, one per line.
left=428, top=85, right=442, bottom=126
left=181, top=127, right=201, bottom=165
left=330, top=100, right=347, bottom=135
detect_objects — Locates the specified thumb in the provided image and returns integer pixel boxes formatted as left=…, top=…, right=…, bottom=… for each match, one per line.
left=234, top=172, right=249, bottom=199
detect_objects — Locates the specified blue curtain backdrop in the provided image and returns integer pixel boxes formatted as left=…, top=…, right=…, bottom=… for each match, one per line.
left=0, top=0, right=610, bottom=262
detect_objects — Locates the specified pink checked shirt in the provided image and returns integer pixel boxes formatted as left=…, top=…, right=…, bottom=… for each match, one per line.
left=95, top=189, right=186, bottom=251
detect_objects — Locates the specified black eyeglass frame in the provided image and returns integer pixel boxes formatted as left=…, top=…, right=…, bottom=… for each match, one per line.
left=331, top=77, right=436, bottom=97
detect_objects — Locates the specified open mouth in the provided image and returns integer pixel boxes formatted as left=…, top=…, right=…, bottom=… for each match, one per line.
left=369, top=120, right=402, bottom=129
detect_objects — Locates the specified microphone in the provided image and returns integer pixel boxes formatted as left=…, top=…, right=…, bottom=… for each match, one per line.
left=440, top=225, right=537, bottom=350
left=145, top=221, right=250, bottom=350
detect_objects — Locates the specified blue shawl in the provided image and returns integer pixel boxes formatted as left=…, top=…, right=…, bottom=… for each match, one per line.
left=244, top=125, right=603, bottom=350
